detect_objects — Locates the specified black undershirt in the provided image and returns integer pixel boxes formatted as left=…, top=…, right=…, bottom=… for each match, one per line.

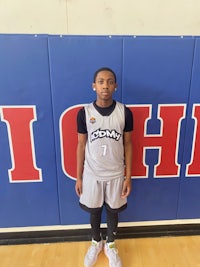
left=77, top=100, right=133, bottom=134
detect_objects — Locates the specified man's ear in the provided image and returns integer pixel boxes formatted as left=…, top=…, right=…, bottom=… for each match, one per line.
left=92, top=83, right=96, bottom=91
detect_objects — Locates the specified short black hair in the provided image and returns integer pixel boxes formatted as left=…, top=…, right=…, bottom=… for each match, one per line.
left=93, top=67, right=117, bottom=83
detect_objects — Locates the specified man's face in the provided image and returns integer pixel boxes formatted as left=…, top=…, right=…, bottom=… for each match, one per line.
left=92, top=70, right=117, bottom=102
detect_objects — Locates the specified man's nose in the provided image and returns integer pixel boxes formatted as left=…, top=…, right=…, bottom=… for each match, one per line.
left=103, top=81, right=109, bottom=87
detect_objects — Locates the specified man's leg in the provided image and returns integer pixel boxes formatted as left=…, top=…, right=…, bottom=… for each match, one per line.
left=104, top=206, right=122, bottom=267
left=105, top=207, right=118, bottom=243
left=84, top=208, right=103, bottom=267
left=90, top=209, right=102, bottom=242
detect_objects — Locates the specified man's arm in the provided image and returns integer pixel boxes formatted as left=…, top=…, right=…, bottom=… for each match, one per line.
left=121, top=131, right=133, bottom=198
left=75, top=133, right=87, bottom=197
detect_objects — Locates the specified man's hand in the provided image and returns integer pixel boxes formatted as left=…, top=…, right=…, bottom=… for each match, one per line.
left=121, top=178, right=132, bottom=198
left=75, top=179, right=83, bottom=197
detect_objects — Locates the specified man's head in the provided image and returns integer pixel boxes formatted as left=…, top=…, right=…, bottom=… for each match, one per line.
left=92, top=67, right=118, bottom=105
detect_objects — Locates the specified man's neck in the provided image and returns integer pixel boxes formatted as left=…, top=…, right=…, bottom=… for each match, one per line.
left=95, top=99, right=113, bottom=108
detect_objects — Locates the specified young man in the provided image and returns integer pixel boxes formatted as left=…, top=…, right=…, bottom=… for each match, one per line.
left=75, top=67, right=133, bottom=267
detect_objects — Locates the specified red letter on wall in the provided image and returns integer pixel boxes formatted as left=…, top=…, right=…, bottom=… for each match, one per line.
left=1, top=106, right=42, bottom=183
left=186, top=104, right=200, bottom=176
left=130, top=104, right=186, bottom=178
left=60, top=104, right=186, bottom=180
left=60, top=105, right=83, bottom=180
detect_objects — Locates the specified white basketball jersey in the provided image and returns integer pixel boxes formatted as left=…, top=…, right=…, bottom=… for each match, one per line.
left=84, top=101, right=125, bottom=180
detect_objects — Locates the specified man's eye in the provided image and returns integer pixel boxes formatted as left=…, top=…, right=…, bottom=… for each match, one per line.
left=108, top=81, right=114, bottom=85
left=98, top=80, right=103, bottom=84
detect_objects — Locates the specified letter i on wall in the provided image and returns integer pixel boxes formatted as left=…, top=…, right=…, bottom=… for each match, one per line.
left=0, top=106, right=42, bottom=183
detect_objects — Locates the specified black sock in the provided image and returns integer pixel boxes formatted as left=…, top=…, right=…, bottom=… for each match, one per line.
left=106, top=207, right=118, bottom=243
left=90, top=209, right=102, bottom=242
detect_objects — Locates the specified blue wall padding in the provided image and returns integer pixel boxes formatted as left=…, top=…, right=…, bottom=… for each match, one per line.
left=0, top=35, right=199, bottom=227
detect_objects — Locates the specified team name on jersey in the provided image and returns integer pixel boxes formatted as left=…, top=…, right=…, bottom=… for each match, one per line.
left=90, top=128, right=122, bottom=142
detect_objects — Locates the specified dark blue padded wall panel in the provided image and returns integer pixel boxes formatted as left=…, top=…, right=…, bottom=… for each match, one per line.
left=0, top=34, right=200, bottom=228
left=0, top=35, right=60, bottom=227
left=178, top=38, right=200, bottom=218
left=122, top=37, right=194, bottom=104
left=48, top=36, right=123, bottom=224
left=121, top=37, right=195, bottom=221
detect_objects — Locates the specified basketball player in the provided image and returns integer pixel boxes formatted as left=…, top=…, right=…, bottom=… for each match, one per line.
left=75, top=67, right=133, bottom=267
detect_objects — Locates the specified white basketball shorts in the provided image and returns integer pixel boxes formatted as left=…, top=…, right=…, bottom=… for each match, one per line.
left=79, top=175, right=127, bottom=210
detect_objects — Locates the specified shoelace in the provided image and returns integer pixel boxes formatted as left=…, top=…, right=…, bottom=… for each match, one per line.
left=107, top=246, right=119, bottom=261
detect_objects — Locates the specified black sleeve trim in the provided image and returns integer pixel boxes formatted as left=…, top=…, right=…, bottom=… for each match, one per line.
left=124, top=106, right=134, bottom=132
left=77, top=108, right=87, bottom=134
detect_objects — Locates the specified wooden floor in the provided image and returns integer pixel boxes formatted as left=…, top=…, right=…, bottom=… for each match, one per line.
left=1, top=235, right=200, bottom=267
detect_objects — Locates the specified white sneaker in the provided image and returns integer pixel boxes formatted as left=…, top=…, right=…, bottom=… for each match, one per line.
left=84, top=239, right=103, bottom=267
left=104, top=242, right=122, bottom=267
